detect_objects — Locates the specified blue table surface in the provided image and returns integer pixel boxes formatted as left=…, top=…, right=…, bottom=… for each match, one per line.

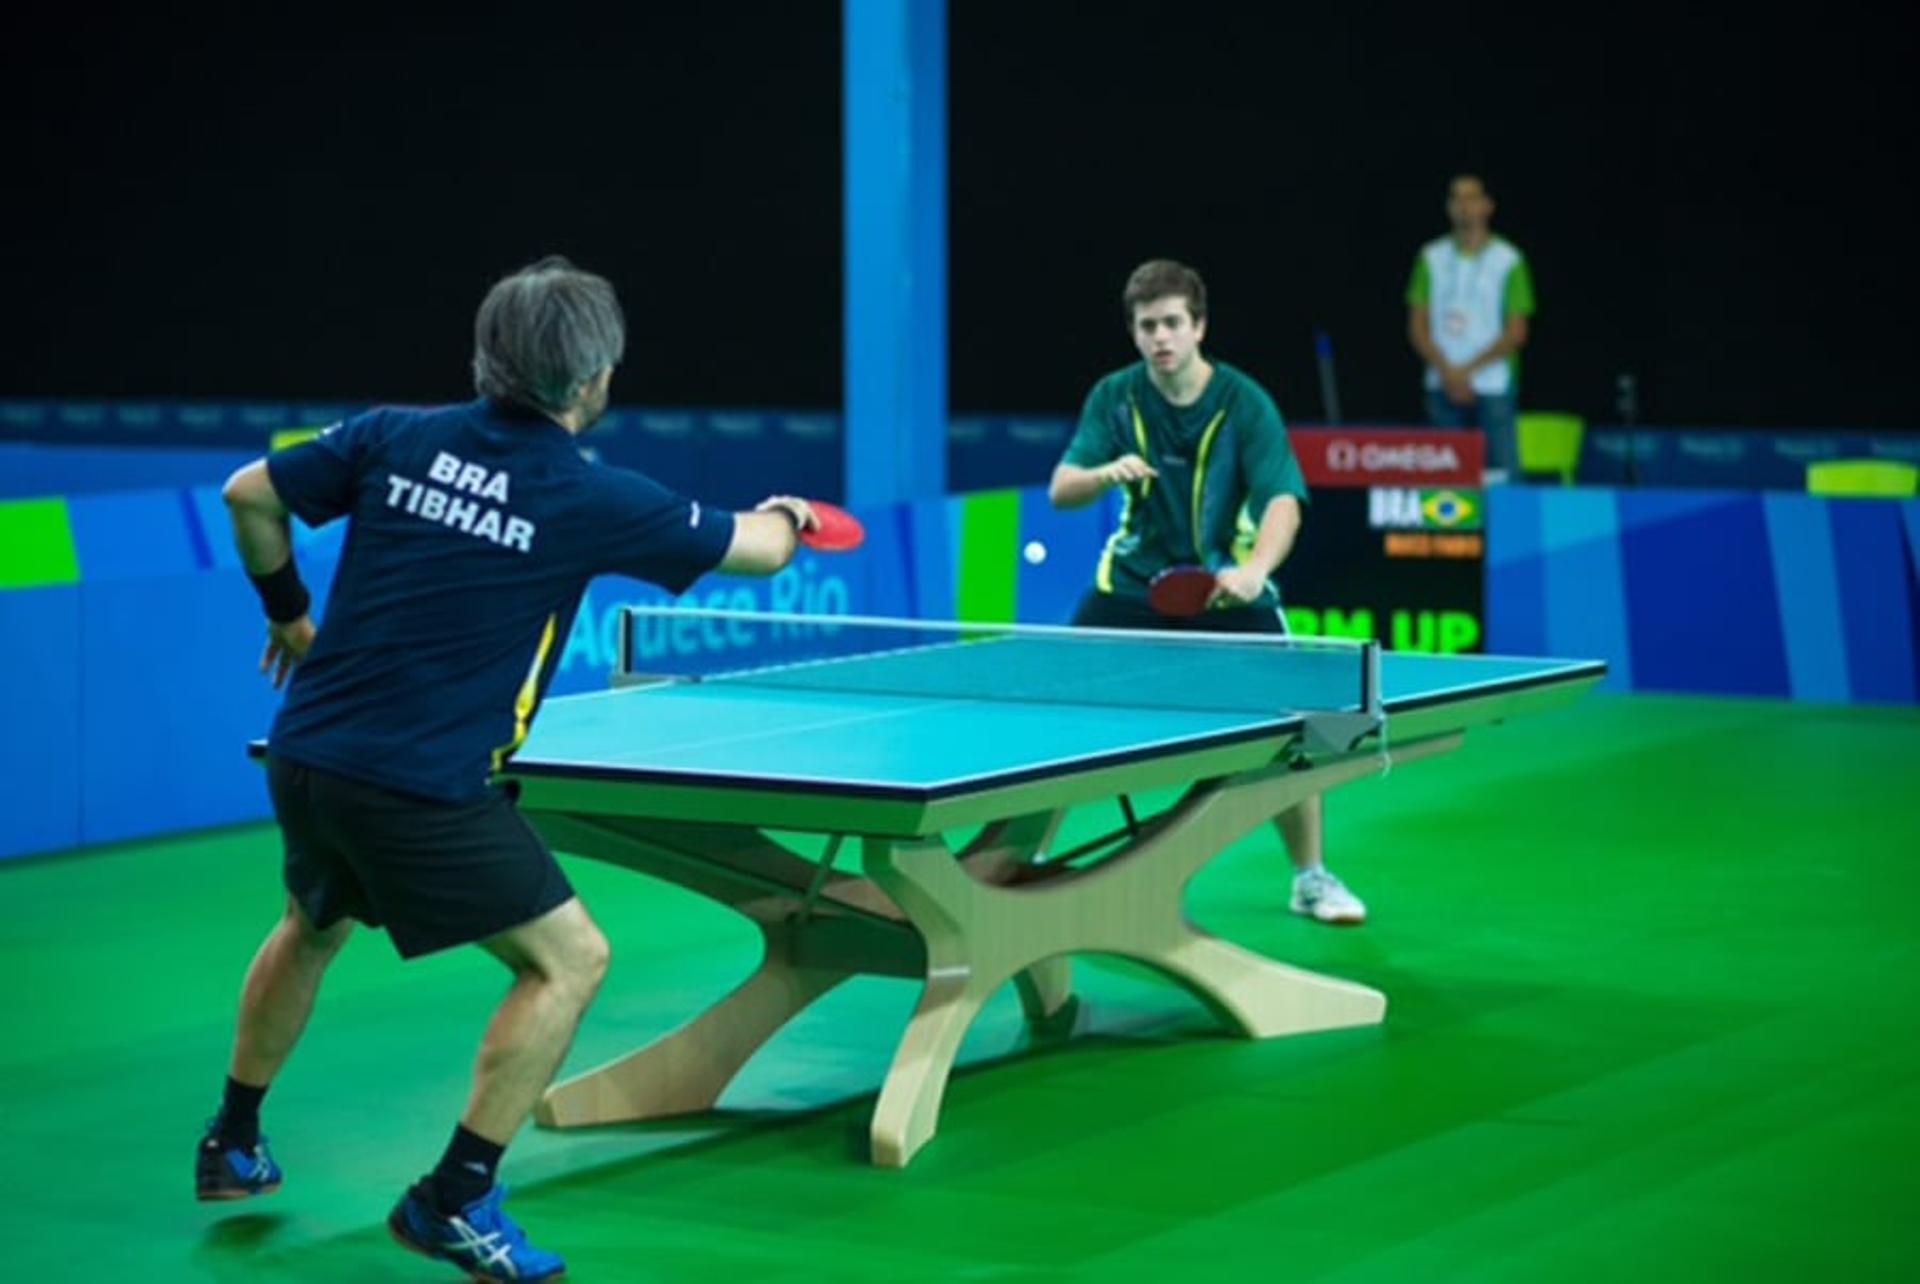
left=510, top=642, right=1600, bottom=792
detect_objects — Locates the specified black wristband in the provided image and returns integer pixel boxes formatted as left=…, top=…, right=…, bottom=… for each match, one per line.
left=248, top=558, right=311, bottom=624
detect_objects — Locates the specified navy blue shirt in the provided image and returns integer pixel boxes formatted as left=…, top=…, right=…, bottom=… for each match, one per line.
left=264, top=398, right=735, bottom=801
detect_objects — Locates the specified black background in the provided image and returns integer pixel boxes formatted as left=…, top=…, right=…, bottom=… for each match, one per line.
left=4, top=3, right=1914, bottom=428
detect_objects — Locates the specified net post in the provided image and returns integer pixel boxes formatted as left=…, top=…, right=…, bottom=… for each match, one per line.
left=606, top=605, right=633, bottom=687
left=611, top=605, right=685, bottom=689
left=1298, top=639, right=1386, bottom=758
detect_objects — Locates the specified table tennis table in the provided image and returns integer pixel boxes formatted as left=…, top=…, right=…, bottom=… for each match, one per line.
left=503, top=609, right=1604, bottom=1167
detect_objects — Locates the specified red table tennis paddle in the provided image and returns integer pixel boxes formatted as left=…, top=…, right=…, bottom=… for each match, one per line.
left=1147, top=565, right=1220, bottom=618
left=798, top=500, right=865, bottom=552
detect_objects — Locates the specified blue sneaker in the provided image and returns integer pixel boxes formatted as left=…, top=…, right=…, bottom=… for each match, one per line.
left=196, top=1118, right=283, bottom=1201
left=388, top=1182, right=566, bottom=1282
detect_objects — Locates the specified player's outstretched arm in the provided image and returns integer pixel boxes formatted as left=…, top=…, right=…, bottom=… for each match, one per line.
left=719, top=496, right=817, bottom=575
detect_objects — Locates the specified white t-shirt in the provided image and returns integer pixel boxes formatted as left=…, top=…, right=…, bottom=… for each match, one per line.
left=1408, top=235, right=1535, bottom=396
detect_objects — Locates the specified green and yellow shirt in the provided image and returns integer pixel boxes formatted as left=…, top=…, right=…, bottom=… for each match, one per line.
left=1061, top=360, right=1307, bottom=602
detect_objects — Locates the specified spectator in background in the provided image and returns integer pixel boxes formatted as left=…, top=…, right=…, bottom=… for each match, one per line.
left=1406, top=175, right=1535, bottom=482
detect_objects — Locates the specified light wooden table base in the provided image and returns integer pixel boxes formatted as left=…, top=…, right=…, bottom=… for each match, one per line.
left=527, top=733, right=1459, bottom=1166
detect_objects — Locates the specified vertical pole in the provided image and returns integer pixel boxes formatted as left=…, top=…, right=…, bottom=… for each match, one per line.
left=844, top=0, right=947, bottom=505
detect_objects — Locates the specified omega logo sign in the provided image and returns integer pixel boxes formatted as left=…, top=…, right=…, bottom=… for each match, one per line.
left=1325, top=440, right=1461, bottom=473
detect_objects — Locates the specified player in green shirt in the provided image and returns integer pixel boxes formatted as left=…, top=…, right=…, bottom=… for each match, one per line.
left=1049, top=259, right=1367, bottom=925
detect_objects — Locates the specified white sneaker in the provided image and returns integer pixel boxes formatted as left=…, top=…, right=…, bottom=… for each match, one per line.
left=1290, top=868, right=1367, bottom=925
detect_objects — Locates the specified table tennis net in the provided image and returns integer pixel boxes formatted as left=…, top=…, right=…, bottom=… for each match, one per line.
left=615, top=607, right=1378, bottom=718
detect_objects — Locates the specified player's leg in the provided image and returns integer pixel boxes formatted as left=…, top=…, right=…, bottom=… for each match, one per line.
left=229, top=895, right=353, bottom=1089
left=387, top=898, right=603, bottom=1283
left=198, top=896, right=352, bottom=1200
left=1276, top=795, right=1322, bottom=873
left=1203, top=606, right=1372, bottom=926
left=1277, top=796, right=1365, bottom=925
left=371, top=787, right=598, bottom=1282
left=1072, top=592, right=1370, bottom=924
left=199, top=759, right=359, bottom=1201
left=461, top=896, right=611, bottom=1145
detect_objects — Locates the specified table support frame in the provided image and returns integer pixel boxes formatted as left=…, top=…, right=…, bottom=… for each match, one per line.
left=529, top=732, right=1461, bottom=1166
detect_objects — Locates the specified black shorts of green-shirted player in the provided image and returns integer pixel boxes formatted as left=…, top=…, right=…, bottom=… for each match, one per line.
left=199, top=256, right=826, bottom=1282
left=1048, top=258, right=1367, bottom=926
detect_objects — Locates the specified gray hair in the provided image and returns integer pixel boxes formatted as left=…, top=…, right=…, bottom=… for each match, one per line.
left=472, top=255, right=626, bottom=414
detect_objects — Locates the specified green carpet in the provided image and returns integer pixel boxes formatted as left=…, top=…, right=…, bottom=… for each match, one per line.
left=4, top=693, right=1916, bottom=1280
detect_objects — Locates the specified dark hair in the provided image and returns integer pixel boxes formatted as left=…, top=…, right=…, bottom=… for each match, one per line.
left=1122, top=259, right=1207, bottom=324
left=472, top=255, right=626, bottom=414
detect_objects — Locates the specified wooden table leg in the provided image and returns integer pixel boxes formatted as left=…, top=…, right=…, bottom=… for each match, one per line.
left=537, top=952, right=850, bottom=1126
left=853, top=737, right=1462, bottom=1165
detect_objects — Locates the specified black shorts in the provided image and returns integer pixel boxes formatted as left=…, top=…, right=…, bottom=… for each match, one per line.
left=1070, top=589, right=1289, bottom=635
left=267, top=755, right=574, bottom=959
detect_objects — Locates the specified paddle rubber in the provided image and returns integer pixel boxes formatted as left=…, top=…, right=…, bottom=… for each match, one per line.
left=799, top=501, right=865, bottom=552
left=1146, top=565, right=1218, bottom=617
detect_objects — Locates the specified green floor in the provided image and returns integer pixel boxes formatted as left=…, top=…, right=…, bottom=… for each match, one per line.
left=5, top=693, right=1918, bottom=1281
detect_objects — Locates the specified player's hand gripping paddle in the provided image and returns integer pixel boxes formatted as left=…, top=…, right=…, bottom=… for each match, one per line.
left=798, top=500, right=865, bottom=552
left=1147, top=565, right=1219, bottom=618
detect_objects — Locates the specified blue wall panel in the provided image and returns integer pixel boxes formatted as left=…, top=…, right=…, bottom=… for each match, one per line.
left=1619, top=491, right=1790, bottom=696
left=188, top=485, right=246, bottom=571
left=9, top=473, right=1920, bottom=863
left=545, top=514, right=917, bottom=700
left=856, top=501, right=918, bottom=620
left=906, top=495, right=955, bottom=620
left=0, top=443, right=252, bottom=500
left=78, top=574, right=281, bottom=845
left=1828, top=501, right=1918, bottom=703
left=1014, top=488, right=1109, bottom=625
left=0, top=588, right=83, bottom=858
left=1901, top=501, right=1920, bottom=585
left=290, top=512, right=347, bottom=561
left=67, top=490, right=204, bottom=581
left=1762, top=494, right=1852, bottom=701
left=1485, top=487, right=1547, bottom=656
left=1539, top=489, right=1633, bottom=690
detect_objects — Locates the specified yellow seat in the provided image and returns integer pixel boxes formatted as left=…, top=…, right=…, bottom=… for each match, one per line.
left=1516, top=412, right=1584, bottom=485
left=269, top=426, right=325, bottom=452
left=1806, top=458, right=1918, bottom=498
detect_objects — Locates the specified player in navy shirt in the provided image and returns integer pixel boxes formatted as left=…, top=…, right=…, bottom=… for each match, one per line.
left=197, top=257, right=819, bottom=1281
left=264, top=396, right=734, bottom=802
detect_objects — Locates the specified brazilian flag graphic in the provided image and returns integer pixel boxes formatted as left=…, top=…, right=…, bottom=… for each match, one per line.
left=1419, top=490, right=1481, bottom=530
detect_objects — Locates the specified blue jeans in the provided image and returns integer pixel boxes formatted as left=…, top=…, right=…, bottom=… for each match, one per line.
left=1425, top=388, right=1517, bottom=475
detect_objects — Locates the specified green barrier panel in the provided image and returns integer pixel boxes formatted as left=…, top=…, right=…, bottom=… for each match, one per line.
left=956, top=489, right=1020, bottom=622
left=0, top=498, right=81, bottom=589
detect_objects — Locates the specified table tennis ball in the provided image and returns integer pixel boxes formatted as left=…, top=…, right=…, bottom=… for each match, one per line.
left=1022, top=540, right=1047, bottom=565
